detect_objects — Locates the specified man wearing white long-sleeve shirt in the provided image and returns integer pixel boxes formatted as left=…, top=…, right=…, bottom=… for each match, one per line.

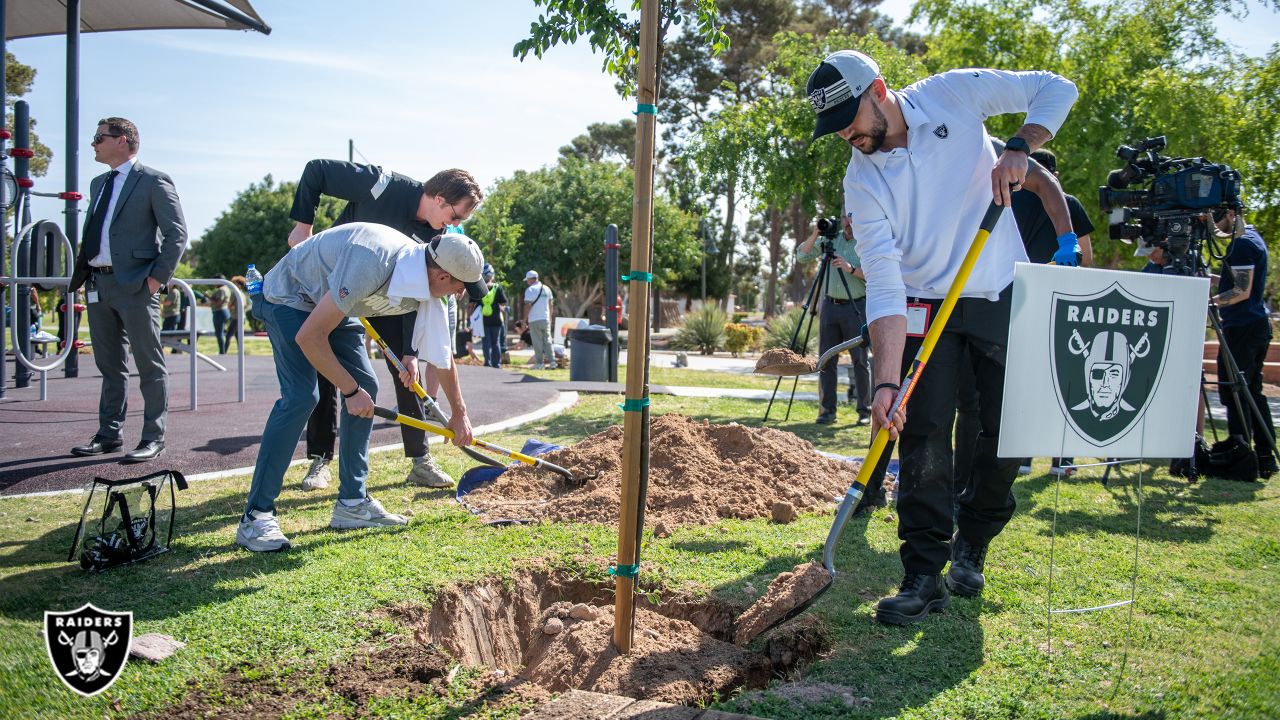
left=807, top=50, right=1077, bottom=625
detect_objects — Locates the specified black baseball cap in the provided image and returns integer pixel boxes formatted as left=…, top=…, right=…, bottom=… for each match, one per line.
left=807, top=50, right=881, bottom=140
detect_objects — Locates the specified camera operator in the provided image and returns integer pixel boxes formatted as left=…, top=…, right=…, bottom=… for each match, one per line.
left=1210, top=207, right=1277, bottom=478
left=797, top=213, right=872, bottom=427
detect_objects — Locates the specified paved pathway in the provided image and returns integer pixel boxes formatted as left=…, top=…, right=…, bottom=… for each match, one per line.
left=0, top=354, right=561, bottom=496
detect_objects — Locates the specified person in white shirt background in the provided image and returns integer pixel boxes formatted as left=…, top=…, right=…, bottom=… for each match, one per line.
left=522, top=270, right=556, bottom=370
left=807, top=50, right=1077, bottom=625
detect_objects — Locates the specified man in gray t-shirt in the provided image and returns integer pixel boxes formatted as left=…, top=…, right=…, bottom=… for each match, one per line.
left=237, top=222, right=487, bottom=553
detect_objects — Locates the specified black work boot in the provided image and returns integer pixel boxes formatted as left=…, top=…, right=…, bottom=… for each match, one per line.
left=946, top=532, right=988, bottom=597
left=874, top=573, right=949, bottom=626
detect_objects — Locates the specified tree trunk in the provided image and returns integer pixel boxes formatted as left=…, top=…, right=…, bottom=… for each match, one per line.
left=786, top=195, right=809, bottom=303
left=764, top=206, right=782, bottom=317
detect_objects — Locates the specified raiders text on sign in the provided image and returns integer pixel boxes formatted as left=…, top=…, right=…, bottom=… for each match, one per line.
left=1065, top=305, right=1161, bottom=327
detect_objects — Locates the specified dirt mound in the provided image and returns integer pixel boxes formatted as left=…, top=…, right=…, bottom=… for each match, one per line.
left=733, top=562, right=832, bottom=646
left=754, top=348, right=816, bottom=376
left=522, top=601, right=769, bottom=702
left=465, top=413, right=857, bottom=528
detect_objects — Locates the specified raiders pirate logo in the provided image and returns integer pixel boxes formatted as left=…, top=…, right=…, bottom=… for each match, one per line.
left=44, top=603, right=132, bottom=697
left=808, top=87, right=828, bottom=112
left=1050, top=283, right=1171, bottom=446
left=933, top=124, right=949, bottom=139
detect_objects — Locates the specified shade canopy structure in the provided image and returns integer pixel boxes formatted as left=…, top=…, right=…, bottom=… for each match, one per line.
left=5, top=0, right=270, bottom=39
left=0, top=0, right=271, bottom=391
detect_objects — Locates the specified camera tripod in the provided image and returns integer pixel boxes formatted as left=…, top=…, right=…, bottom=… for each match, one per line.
left=763, top=237, right=860, bottom=422
left=1193, top=298, right=1280, bottom=475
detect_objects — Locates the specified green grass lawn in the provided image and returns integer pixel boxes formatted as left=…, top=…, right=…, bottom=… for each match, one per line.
left=510, top=354, right=821, bottom=392
left=1, top=393, right=1275, bottom=719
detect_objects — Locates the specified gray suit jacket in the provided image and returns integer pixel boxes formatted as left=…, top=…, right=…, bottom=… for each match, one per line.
left=70, top=162, right=188, bottom=292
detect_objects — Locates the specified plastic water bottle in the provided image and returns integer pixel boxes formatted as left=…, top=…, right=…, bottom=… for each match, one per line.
left=245, top=264, right=263, bottom=295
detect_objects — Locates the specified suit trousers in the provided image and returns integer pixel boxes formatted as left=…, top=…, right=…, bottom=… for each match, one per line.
left=86, top=271, right=168, bottom=443
left=306, top=313, right=428, bottom=459
left=892, top=287, right=1020, bottom=575
left=818, top=297, right=871, bottom=415
left=245, top=297, right=377, bottom=515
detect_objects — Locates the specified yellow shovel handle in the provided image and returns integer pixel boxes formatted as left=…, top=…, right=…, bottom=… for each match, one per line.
left=851, top=201, right=1006, bottom=491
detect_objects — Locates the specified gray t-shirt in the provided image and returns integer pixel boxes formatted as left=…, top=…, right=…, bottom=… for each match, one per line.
left=263, top=221, right=419, bottom=317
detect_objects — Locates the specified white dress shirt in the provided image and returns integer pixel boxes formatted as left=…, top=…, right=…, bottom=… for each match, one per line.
left=89, top=157, right=136, bottom=267
left=843, top=69, right=1078, bottom=324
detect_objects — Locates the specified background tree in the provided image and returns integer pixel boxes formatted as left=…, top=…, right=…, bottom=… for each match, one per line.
left=6, top=53, right=52, bottom=177
left=559, top=119, right=637, bottom=164
left=466, top=156, right=701, bottom=321
left=190, top=176, right=341, bottom=278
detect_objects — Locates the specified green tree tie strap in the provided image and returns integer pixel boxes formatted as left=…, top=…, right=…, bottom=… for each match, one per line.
left=634, top=103, right=657, bottom=116
left=609, top=563, right=640, bottom=578
left=617, top=397, right=650, bottom=412
left=621, top=272, right=653, bottom=283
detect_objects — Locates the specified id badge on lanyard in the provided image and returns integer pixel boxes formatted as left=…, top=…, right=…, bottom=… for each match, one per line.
left=906, top=302, right=932, bottom=338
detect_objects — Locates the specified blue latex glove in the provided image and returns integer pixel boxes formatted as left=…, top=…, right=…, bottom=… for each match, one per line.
left=1052, top=232, right=1080, bottom=266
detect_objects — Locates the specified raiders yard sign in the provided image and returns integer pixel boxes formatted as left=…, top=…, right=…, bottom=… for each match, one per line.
left=44, top=603, right=132, bottom=697
left=999, top=265, right=1208, bottom=458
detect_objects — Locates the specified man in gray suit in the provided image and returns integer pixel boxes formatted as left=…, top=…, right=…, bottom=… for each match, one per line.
left=68, top=117, right=188, bottom=463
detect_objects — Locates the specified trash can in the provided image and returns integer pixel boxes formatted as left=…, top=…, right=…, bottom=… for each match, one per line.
left=568, top=327, right=612, bottom=382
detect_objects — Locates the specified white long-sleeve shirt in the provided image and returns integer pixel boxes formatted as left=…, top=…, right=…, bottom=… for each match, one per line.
left=844, top=68, right=1078, bottom=324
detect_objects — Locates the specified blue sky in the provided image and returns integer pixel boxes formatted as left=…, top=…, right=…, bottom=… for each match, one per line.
left=8, top=0, right=1276, bottom=244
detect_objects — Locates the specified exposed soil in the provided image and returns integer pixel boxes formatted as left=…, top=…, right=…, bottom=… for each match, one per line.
left=522, top=601, right=769, bottom=702
left=733, top=562, right=832, bottom=646
left=754, top=348, right=817, bottom=376
left=137, top=569, right=828, bottom=717
left=464, top=413, right=858, bottom=528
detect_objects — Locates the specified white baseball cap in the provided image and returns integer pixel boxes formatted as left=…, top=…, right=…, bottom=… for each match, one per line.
left=807, top=50, right=880, bottom=140
left=428, top=233, right=488, bottom=301
left=525, top=270, right=539, bottom=281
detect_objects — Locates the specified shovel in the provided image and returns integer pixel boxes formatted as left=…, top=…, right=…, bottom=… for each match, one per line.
left=372, top=406, right=598, bottom=486
left=734, top=201, right=1005, bottom=645
left=360, top=318, right=502, bottom=469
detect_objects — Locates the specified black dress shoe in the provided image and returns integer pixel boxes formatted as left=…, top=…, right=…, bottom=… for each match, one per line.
left=946, top=531, right=988, bottom=597
left=122, top=441, right=165, bottom=464
left=852, top=490, right=886, bottom=517
left=815, top=412, right=836, bottom=425
left=70, top=438, right=124, bottom=457
left=875, top=573, right=949, bottom=625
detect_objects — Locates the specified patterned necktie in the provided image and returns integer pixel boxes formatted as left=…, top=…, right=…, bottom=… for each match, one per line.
left=81, top=170, right=120, bottom=263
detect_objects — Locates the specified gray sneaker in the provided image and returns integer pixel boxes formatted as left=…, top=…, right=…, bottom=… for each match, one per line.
left=406, top=454, right=454, bottom=488
left=301, top=455, right=331, bottom=490
left=329, top=497, right=408, bottom=529
left=236, top=514, right=291, bottom=552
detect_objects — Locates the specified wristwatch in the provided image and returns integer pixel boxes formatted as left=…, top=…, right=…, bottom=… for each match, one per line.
left=1004, top=136, right=1031, bottom=154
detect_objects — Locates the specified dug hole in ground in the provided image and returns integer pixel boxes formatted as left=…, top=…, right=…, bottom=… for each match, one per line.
left=408, top=414, right=886, bottom=704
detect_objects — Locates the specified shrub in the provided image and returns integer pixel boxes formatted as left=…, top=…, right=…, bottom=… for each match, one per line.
left=723, top=323, right=764, bottom=357
left=763, top=308, right=818, bottom=355
left=732, top=312, right=750, bottom=323
left=671, top=304, right=727, bottom=355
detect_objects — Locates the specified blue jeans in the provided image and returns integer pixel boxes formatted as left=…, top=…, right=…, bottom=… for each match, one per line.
left=482, top=326, right=503, bottom=367
left=212, top=308, right=231, bottom=353
left=243, top=296, right=378, bottom=516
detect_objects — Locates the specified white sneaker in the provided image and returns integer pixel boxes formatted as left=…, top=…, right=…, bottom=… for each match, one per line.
left=530, top=363, right=544, bottom=371
left=1018, top=464, right=1033, bottom=475
left=1049, top=465, right=1075, bottom=477
left=236, top=514, right=291, bottom=552
left=406, top=455, right=454, bottom=488
left=330, top=497, right=408, bottom=529
left=301, top=455, right=331, bottom=490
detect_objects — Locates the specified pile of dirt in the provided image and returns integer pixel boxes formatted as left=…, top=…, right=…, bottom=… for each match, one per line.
left=464, top=413, right=858, bottom=528
left=522, top=601, right=769, bottom=702
left=754, top=348, right=817, bottom=375
left=733, top=562, right=832, bottom=646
